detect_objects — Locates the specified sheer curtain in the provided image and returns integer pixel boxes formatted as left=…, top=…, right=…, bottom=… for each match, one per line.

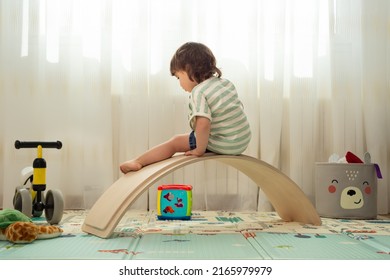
left=0, top=0, right=389, bottom=214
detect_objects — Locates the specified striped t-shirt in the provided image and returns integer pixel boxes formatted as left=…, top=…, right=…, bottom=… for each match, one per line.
left=188, top=77, right=251, bottom=155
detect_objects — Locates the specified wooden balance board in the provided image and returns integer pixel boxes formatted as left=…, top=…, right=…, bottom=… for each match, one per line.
left=82, top=154, right=321, bottom=238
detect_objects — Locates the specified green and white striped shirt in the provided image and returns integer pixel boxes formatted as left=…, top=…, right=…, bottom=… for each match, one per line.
left=188, top=77, right=251, bottom=155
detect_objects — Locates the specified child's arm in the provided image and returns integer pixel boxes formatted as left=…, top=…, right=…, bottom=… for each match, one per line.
left=185, top=116, right=210, bottom=156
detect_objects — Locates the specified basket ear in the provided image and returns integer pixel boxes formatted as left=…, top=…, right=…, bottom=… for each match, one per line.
left=363, top=152, right=371, bottom=164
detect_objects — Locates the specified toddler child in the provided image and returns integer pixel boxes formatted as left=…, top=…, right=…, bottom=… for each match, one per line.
left=120, top=42, right=251, bottom=173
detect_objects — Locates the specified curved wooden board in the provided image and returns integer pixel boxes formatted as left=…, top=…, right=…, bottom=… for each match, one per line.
left=82, top=154, right=321, bottom=238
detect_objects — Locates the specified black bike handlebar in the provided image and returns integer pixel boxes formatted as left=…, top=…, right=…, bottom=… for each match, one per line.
left=15, top=140, right=62, bottom=149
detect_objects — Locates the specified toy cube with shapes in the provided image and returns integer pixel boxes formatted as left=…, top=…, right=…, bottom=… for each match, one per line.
left=157, top=185, right=192, bottom=220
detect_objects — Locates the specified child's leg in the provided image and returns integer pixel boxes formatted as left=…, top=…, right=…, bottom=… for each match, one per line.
left=120, top=133, right=191, bottom=173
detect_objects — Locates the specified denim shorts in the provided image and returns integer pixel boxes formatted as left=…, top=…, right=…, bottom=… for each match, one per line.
left=189, top=131, right=212, bottom=153
left=189, top=131, right=197, bottom=150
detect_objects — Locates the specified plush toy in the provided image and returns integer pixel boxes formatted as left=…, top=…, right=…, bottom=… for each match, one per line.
left=0, top=208, right=63, bottom=243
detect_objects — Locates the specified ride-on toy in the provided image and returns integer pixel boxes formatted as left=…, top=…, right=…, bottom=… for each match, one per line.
left=13, top=140, right=64, bottom=224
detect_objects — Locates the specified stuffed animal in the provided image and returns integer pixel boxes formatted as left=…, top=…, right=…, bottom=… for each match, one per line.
left=0, top=208, right=63, bottom=243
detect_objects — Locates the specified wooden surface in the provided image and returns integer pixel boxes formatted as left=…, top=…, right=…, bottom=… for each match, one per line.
left=82, top=154, right=321, bottom=238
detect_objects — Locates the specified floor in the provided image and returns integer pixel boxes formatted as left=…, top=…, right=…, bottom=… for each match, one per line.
left=1, top=210, right=389, bottom=260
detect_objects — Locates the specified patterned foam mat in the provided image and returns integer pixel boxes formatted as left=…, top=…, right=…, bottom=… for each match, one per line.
left=0, top=210, right=389, bottom=259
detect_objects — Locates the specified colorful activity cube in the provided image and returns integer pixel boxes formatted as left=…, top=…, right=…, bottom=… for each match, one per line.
left=157, top=184, right=192, bottom=220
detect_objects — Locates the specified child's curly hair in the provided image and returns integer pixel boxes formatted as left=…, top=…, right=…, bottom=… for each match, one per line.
left=170, top=42, right=222, bottom=84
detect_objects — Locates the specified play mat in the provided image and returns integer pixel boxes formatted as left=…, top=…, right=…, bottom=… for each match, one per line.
left=0, top=210, right=389, bottom=260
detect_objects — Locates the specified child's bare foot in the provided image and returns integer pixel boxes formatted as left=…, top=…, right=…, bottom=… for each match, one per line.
left=120, top=160, right=143, bottom=173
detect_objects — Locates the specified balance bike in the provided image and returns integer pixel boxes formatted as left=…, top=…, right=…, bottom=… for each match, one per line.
left=13, top=140, right=64, bottom=224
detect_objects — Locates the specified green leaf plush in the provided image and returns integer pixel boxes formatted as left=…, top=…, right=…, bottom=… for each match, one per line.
left=0, top=209, right=32, bottom=229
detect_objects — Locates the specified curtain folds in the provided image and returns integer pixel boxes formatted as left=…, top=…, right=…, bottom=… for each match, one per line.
left=0, top=0, right=389, bottom=214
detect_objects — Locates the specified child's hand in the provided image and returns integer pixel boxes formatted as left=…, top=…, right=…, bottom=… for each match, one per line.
left=185, top=149, right=205, bottom=157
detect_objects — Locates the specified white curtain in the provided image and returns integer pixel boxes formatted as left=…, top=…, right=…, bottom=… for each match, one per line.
left=0, top=0, right=389, bottom=214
